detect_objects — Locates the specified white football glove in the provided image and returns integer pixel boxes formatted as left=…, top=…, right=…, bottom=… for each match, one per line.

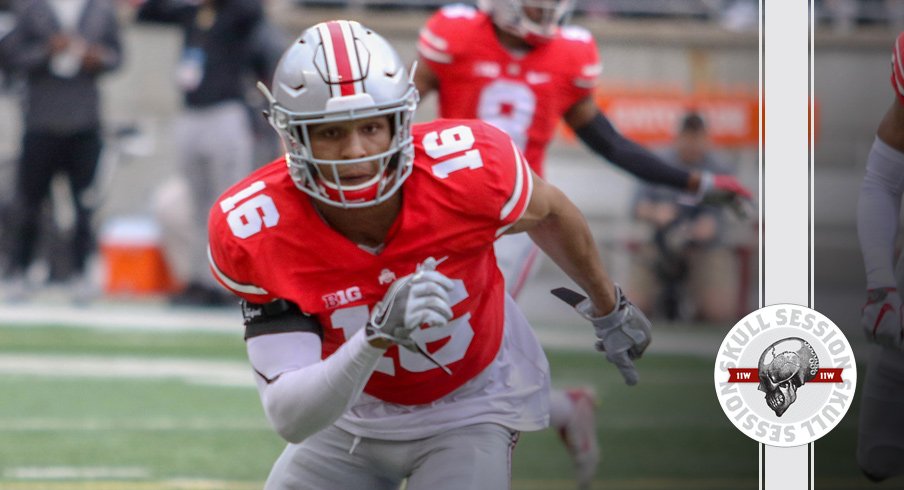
left=366, top=257, right=454, bottom=357
left=553, top=285, right=653, bottom=386
left=861, top=287, right=904, bottom=349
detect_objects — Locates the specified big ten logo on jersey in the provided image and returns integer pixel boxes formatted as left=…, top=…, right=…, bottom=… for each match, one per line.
left=322, top=286, right=362, bottom=309
left=331, top=279, right=474, bottom=376
left=218, top=180, right=280, bottom=239
left=424, top=125, right=485, bottom=178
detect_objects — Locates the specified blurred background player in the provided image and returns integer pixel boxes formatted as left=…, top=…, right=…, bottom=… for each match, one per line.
left=413, top=1, right=751, bottom=486
left=135, top=0, right=263, bottom=306
left=628, top=112, right=740, bottom=323
left=207, top=20, right=651, bottom=489
left=2, top=0, right=121, bottom=301
left=855, top=30, right=904, bottom=483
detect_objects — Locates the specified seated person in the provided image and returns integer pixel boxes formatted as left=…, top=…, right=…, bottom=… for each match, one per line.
left=628, top=112, right=740, bottom=323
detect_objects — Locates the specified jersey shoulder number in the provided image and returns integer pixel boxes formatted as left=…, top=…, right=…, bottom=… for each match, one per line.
left=207, top=163, right=287, bottom=302
left=414, top=120, right=533, bottom=235
left=557, top=27, right=601, bottom=91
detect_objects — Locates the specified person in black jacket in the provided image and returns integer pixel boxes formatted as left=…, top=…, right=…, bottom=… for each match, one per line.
left=3, top=0, right=121, bottom=300
left=136, top=0, right=263, bottom=305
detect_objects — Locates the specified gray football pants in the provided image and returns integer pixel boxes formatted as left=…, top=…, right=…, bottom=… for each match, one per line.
left=265, top=423, right=519, bottom=490
left=172, top=101, right=252, bottom=287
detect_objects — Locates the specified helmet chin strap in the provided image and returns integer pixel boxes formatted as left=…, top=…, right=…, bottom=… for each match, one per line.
left=317, top=169, right=388, bottom=206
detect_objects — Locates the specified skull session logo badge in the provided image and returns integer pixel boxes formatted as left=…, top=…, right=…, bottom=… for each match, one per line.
left=713, top=305, right=856, bottom=447
left=757, top=338, right=819, bottom=417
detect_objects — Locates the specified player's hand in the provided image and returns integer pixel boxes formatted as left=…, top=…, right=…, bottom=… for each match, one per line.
left=861, top=287, right=904, bottom=349
left=366, top=257, right=454, bottom=351
left=48, top=34, right=72, bottom=54
left=698, top=171, right=754, bottom=219
left=552, top=285, right=652, bottom=386
left=82, top=44, right=108, bottom=72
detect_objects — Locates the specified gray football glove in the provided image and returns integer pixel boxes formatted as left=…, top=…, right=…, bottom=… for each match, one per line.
left=552, top=285, right=652, bottom=386
left=366, top=257, right=455, bottom=372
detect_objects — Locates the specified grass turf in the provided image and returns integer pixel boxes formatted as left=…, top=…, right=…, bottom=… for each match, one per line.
left=0, top=323, right=888, bottom=489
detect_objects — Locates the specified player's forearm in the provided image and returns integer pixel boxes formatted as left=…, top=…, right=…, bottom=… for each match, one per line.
left=527, top=186, right=616, bottom=315
left=858, top=137, right=904, bottom=289
left=574, top=113, right=692, bottom=190
left=876, top=99, right=904, bottom=152
left=250, top=329, right=386, bottom=443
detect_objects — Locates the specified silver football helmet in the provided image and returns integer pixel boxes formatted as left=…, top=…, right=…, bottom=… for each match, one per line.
left=478, top=0, right=575, bottom=45
left=259, top=20, right=418, bottom=208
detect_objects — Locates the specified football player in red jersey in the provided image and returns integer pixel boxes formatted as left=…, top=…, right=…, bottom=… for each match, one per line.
left=207, top=20, right=652, bottom=489
left=415, top=1, right=751, bottom=485
left=415, top=1, right=753, bottom=291
left=856, top=31, right=904, bottom=483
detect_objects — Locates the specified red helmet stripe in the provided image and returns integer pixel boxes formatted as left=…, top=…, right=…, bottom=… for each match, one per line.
left=327, top=21, right=358, bottom=97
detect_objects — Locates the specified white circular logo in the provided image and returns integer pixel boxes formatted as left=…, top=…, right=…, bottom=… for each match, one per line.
left=713, top=304, right=857, bottom=447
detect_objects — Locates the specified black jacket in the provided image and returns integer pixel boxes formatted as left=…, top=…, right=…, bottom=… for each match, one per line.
left=137, top=0, right=264, bottom=108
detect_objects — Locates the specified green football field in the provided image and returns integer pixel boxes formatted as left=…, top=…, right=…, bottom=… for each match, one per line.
left=0, top=321, right=891, bottom=490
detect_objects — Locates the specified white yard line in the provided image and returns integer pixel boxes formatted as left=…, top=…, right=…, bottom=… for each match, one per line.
left=0, top=302, right=723, bottom=356
left=5, top=467, right=150, bottom=480
left=0, top=353, right=253, bottom=387
left=0, top=481, right=262, bottom=489
left=0, top=302, right=240, bottom=334
left=0, top=418, right=268, bottom=432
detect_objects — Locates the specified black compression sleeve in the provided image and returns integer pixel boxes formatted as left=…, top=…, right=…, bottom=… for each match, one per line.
left=574, top=113, right=692, bottom=190
left=241, top=299, right=323, bottom=340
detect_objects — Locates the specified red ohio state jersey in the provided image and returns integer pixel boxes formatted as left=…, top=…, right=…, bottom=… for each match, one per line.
left=892, top=32, right=904, bottom=106
left=418, top=4, right=601, bottom=177
left=208, top=119, right=533, bottom=405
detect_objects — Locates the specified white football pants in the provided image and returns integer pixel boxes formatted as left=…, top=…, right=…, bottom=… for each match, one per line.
left=264, top=422, right=518, bottom=490
left=494, top=232, right=542, bottom=299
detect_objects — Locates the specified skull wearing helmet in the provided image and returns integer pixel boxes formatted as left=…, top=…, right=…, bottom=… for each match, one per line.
left=757, top=337, right=819, bottom=417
